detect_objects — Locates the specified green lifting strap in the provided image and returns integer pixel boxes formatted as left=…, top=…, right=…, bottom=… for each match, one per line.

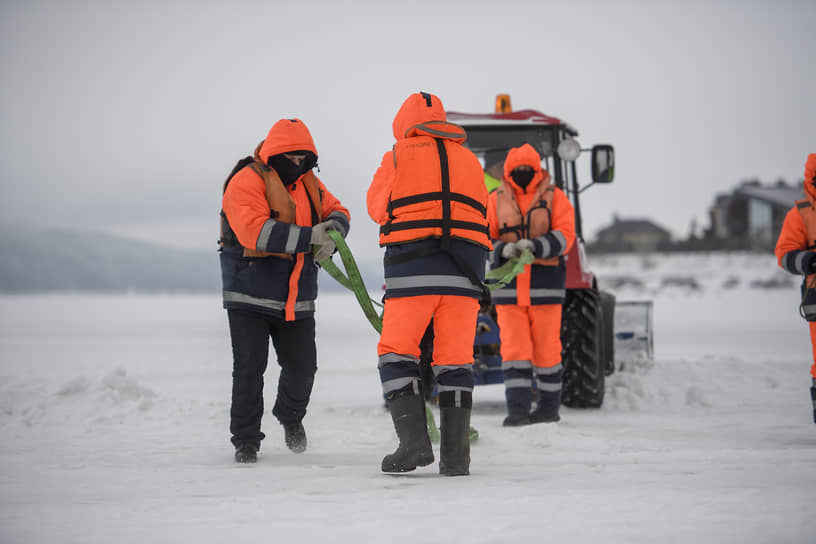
left=485, top=249, right=535, bottom=290
left=425, top=404, right=441, bottom=443
left=316, top=231, right=535, bottom=333
left=316, top=230, right=384, bottom=333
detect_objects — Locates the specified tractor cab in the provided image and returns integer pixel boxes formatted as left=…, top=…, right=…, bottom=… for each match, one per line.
left=448, top=95, right=614, bottom=292
left=448, top=94, right=620, bottom=408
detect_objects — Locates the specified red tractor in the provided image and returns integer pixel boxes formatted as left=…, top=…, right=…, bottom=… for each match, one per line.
left=448, top=95, right=617, bottom=408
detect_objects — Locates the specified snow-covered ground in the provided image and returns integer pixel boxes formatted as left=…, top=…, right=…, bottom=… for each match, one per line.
left=1, top=252, right=814, bottom=544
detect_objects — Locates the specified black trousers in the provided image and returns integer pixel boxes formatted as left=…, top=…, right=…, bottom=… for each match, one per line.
left=227, top=309, right=317, bottom=447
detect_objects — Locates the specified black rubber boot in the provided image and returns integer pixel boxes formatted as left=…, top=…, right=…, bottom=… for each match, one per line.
left=530, top=388, right=561, bottom=424
left=381, top=389, right=434, bottom=473
left=503, top=413, right=532, bottom=427
left=234, top=442, right=259, bottom=463
left=503, top=386, right=532, bottom=427
left=283, top=421, right=307, bottom=453
left=810, top=379, right=816, bottom=424
left=439, top=390, right=472, bottom=476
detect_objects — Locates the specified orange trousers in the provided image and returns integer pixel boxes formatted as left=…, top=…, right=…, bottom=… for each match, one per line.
left=809, top=322, right=816, bottom=378
left=378, top=295, right=479, bottom=367
left=496, top=304, right=562, bottom=368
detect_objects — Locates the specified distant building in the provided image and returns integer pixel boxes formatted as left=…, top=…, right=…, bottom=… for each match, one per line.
left=590, top=215, right=672, bottom=253
left=706, top=179, right=803, bottom=250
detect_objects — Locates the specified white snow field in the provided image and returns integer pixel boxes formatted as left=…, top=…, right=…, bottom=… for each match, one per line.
left=1, top=252, right=814, bottom=544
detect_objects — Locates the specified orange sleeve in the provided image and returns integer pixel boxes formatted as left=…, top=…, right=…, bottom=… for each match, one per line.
left=222, top=167, right=269, bottom=250
left=367, top=150, right=396, bottom=225
left=775, top=206, right=809, bottom=270
left=550, top=187, right=576, bottom=253
left=316, top=177, right=350, bottom=224
left=487, top=190, right=500, bottom=239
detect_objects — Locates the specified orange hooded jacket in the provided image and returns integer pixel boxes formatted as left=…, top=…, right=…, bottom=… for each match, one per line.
left=487, top=144, right=575, bottom=306
left=492, top=143, right=563, bottom=266
left=776, top=154, right=816, bottom=274
left=367, top=93, right=490, bottom=302
left=367, top=93, right=490, bottom=250
left=775, top=154, right=816, bottom=376
left=221, top=119, right=350, bottom=321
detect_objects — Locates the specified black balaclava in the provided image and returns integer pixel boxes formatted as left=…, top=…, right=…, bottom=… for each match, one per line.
left=266, top=150, right=318, bottom=185
left=511, top=167, right=535, bottom=190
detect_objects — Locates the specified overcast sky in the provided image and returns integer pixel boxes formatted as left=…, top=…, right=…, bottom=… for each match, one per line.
left=2, top=0, right=814, bottom=261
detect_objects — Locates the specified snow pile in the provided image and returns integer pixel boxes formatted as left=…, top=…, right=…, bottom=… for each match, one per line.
left=57, top=368, right=157, bottom=417
left=1, top=369, right=157, bottom=434
left=592, top=251, right=794, bottom=298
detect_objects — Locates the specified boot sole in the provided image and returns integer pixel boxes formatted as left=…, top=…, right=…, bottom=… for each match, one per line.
left=502, top=417, right=532, bottom=427
left=530, top=414, right=560, bottom=424
left=381, top=452, right=435, bottom=473
left=286, top=441, right=307, bottom=454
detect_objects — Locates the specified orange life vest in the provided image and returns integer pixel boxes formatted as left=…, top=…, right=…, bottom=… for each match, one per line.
left=495, top=175, right=558, bottom=265
left=378, top=121, right=490, bottom=250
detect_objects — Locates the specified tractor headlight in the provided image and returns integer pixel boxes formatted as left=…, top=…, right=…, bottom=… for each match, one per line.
left=557, top=139, right=581, bottom=162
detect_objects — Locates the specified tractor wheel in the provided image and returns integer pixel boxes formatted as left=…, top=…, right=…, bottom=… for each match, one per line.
left=599, top=290, right=616, bottom=376
left=560, top=288, right=605, bottom=408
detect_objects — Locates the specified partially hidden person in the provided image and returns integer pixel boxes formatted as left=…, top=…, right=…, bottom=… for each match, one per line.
left=487, top=143, right=575, bottom=426
left=774, top=152, right=816, bottom=424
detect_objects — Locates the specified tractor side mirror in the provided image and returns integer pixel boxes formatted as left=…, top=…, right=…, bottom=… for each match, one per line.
left=591, top=145, right=615, bottom=184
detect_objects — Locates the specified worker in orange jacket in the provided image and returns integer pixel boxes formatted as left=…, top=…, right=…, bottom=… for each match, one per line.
left=774, top=153, right=816, bottom=424
left=487, top=143, right=576, bottom=426
left=368, top=92, right=491, bottom=476
left=219, top=118, right=350, bottom=462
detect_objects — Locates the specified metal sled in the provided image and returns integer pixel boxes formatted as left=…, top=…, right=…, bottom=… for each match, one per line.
left=613, top=300, right=654, bottom=366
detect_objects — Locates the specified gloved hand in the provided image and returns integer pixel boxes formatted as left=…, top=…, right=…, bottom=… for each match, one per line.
left=310, top=220, right=339, bottom=262
left=500, top=242, right=519, bottom=260
left=501, top=239, right=535, bottom=260
left=807, top=252, right=816, bottom=274
left=516, top=239, right=535, bottom=256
